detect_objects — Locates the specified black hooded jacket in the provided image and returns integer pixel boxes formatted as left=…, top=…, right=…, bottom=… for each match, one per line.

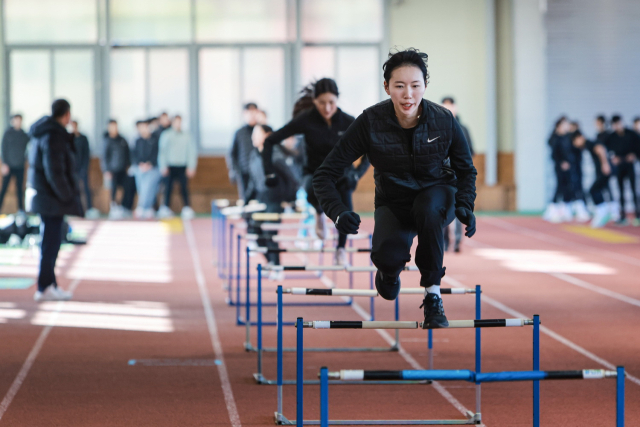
left=26, top=116, right=83, bottom=217
left=313, top=99, right=477, bottom=222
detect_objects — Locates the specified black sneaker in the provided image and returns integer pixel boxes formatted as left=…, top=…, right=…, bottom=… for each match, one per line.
left=453, top=242, right=460, bottom=253
left=375, top=271, right=401, bottom=300
left=421, top=294, right=449, bottom=329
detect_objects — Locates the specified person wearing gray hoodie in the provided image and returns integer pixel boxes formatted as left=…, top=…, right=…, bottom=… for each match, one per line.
left=0, top=114, right=30, bottom=212
left=157, top=115, right=197, bottom=219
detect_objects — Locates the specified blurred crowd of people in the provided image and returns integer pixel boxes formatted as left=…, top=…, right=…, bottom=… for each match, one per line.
left=0, top=111, right=198, bottom=221
left=544, top=114, right=640, bottom=227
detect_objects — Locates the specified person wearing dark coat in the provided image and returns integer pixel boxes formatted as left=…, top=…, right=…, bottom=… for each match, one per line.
left=26, top=99, right=83, bottom=301
left=606, top=115, right=640, bottom=225
left=262, top=79, right=370, bottom=266
left=70, top=120, right=94, bottom=214
left=313, top=49, right=477, bottom=329
left=441, top=97, right=475, bottom=253
left=132, top=120, right=161, bottom=218
left=227, top=103, right=259, bottom=201
left=246, top=124, right=299, bottom=271
left=0, top=114, right=30, bottom=212
left=102, top=119, right=131, bottom=217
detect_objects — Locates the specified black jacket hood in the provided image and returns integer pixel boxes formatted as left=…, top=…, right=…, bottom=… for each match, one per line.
left=30, top=116, right=68, bottom=139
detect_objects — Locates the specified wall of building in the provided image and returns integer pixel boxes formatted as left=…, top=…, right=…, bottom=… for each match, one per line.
left=388, top=0, right=492, bottom=156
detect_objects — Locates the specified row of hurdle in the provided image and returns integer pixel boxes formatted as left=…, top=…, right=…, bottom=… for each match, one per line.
left=211, top=199, right=626, bottom=426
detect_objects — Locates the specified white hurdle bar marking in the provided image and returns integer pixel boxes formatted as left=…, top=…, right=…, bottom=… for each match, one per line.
left=284, top=287, right=475, bottom=297
left=303, top=319, right=534, bottom=329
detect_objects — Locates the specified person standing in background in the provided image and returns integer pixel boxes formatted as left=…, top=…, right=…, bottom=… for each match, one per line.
left=567, top=121, right=591, bottom=222
left=606, top=115, right=640, bottom=226
left=441, top=97, right=474, bottom=252
left=70, top=120, right=99, bottom=219
left=594, top=115, right=617, bottom=222
left=26, top=99, right=83, bottom=301
left=543, top=117, right=575, bottom=223
left=157, top=115, right=198, bottom=220
left=227, top=103, right=259, bottom=201
left=0, top=114, right=30, bottom=213
left=132, top=120, right=160, bottom=219
left=102, top=119, right=131, bottom=219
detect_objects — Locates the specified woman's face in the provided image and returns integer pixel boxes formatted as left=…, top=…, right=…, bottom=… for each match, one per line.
left=384, top=65, right=426, bottom=120
left=313, top=93, right=338, bottom=122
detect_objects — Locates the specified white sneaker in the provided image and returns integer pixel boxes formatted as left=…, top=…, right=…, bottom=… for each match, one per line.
left=591, top=203, right=610, bottom=228
left=315, top=213, right=328, bottom=240
left=134, top=207, right=145, bottom=219
left=34, top=285, right=73, bottom=302
left=85, top=208, right=101, bottom=219
left=268, top=270, right=285, bottom=282
left=559, top=203, right=574, bottom=222
left=609, top=201, right=621, bottom=222
left=181, top=206, right=195, bottom=220
left=543, top=203, right=560, bottom=222
left=143, top=208, right=156, bottom=219
left=334, top=247, right=348, bottom=266
left=108, top=205, right=123, bottom=220
left=572, top=200, right=590, bottom=223
left=157, top=206, right=174, bottom=219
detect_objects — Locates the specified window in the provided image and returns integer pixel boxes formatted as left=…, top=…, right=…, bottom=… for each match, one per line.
left=199, top=47, right=286, bottom=152
left=5, top=0, right=97, bottom=44
left=196, top=0, right=289, bottom=42
left=110, top=0, right=191, bottom=44
left=301, top=0, right=384, bottom=42
left=110, top=48, right=189, bottom=142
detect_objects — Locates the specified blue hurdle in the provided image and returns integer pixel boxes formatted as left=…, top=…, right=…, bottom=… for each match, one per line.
left=274, top=286, right=532, bottom=425
left=319, top=366, right=626, bottom=426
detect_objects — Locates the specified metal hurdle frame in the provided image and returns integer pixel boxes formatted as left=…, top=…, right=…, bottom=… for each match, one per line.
left=276, top=309, right=538, bottom=425
left=237, top=235, right=374, bottom=329
left=254, top=278, right=477, bottom=385
left=319, top=365, right=626, bottom=427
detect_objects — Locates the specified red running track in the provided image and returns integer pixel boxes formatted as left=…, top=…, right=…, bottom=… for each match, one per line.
left=0, top=216, right=638, bottom=426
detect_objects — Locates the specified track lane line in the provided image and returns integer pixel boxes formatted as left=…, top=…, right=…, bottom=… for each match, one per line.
left=185, top=220, right=241, bottom=427
left=466, top=234, right=640, bottom=309
left=0, top=279, right=81, bottom=422
left=484, top=217, right=640, bottom=268
left=443, top=275, right=640, bottom=387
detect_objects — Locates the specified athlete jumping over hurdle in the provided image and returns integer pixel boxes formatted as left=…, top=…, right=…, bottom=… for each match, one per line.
left=313, top=48, right=477, bottom=328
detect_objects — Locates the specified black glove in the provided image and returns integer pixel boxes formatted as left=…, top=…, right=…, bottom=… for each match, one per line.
left=455, top=207, right=476, bottom=238
left=265, top=174, right=278, bottom=188
left=335, top=211, right=361, bottom=235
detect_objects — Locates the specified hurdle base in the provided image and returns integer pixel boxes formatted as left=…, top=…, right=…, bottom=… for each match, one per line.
left=275, top=417, right=477, bottom=425
left=254, top=373, right=431, bottom=386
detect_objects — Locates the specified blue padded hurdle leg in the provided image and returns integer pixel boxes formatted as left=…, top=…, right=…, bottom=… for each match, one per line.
left=617, top=366, right=625, bottom=427
left=533, top=314, right=540, bottom=427
left=320, top=367, right=329, bottom=427
left=257, top=264, right=262, bottom=373
left=475, top=284, right=482, bottom=421
left=296, top=317, right=303, bottom=427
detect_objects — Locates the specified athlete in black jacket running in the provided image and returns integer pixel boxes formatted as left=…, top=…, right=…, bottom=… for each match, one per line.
left=262, top=79, right=369, bottom=265
left=313, top=49, right=477, bottom=328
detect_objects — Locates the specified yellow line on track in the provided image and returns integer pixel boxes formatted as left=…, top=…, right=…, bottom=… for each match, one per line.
left=562, top=225, right=638, bottom=243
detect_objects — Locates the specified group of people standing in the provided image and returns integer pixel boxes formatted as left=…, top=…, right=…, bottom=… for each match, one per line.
left=545, top=114, right=640, bottom=227
left=101, top=112, right=198, bottom=220
left=0, top=111, right=198, bottom=221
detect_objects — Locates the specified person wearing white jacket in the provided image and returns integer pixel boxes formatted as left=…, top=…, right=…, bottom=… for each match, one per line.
left=157, top=115, right=198, bottom=219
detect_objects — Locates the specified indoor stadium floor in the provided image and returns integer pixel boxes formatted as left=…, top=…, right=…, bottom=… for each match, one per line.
left=0, top=215, right=638, bottom=426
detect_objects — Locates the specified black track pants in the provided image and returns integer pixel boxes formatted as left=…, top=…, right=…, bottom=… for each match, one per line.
left=616, top=163, right=639, bottom=218
left=371, top=185, right=457, bottom=287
